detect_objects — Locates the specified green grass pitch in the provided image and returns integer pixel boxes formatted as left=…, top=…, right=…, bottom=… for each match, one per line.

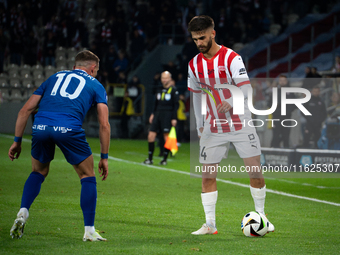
left=0, top=134, right=339, bottom=254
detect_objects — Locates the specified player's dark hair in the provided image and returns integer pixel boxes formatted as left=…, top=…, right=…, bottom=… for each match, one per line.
left=75, top=50, right=99, bottom=67
left=187, top=15, right=214, bottom=32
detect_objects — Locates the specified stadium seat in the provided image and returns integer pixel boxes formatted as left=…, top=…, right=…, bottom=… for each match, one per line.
left=9, top=77, right=21, bottom=88
left=45, top=69, right=55, bottom=78
left=34, top=73, right=45, bottom=79
left=45, top=65, right=56, bottom=71
left=56, top=46, right=67, bottom=58
left=34, top=77, right=45, bottom=87
left=56, top=56, right=67, bottom=68
left=67, top=57, right=75, bottom=68
left=21, top=64, right=32, bottom=73
left=22, top=79, right=34, bottom=89
left=21, top=87, right=34, bottom=101
left=20, top=72, right=31, bottom=79
left=56, top=51, right=66, bottom=59
left=7, top=63, right=19, bottom=71
left=32, top=64, right=44, bottom=75
left=57, top=65, right=68, bottom=71
left=0, top=72, right=8, bottom=78
left=67, top=47, right=77, bottom=59
left=10, top=88, right=23, bottom=102
left=33, top=69, right=44, bottom=77
left=0, top=77, right=8, bottom=88
left=8, top=68, right=19, bottom=77
left=0, top=88, right=10, bottom=102
left=22, top=73, right=33, bottom=87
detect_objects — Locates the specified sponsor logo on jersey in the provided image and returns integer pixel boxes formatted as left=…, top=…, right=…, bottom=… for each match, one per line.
left=208, top=69, right=214, bottom=75
left=218, top=66, right=226, bottom=74
left=248, top=134, right=255, bottom=140
left=165, top=94, right=171, bottom=101
left=239, top=68, right=246, bottom=75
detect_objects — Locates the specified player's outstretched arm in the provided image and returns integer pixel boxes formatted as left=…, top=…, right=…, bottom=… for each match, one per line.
left=97, top=103, right=110, bottom=181
left=8, top=94, right=41, bottom=161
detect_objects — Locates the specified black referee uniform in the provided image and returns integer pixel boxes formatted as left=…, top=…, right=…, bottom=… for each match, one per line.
left=150, top=85, right=179, bottom=133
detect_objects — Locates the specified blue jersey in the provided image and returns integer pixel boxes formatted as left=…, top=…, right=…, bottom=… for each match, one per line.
left=33, top=69, right=107, bottom=129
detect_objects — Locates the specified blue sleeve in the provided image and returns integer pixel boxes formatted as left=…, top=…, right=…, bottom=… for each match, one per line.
left=94, top=82, right=108, bottom=105
left=33, top=80, right=48, bottom=96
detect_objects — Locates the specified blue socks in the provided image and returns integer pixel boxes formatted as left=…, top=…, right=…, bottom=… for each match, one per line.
left=20, top=173, right=97, bottom=227
left=21, top=172, right=45, bottom=210
left=80, top=176, right=97, bottom=226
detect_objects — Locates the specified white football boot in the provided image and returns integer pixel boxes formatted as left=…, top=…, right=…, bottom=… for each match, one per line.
left=191, top=223, right=218, bottom=235
left=262, top=214, right=275, bottom=232
left=10, top=216, right=26, bottom=239
left=83, top=230, right=107, bottom=241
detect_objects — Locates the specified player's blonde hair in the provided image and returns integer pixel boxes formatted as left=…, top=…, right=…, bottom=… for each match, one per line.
left=187, top=15, right=214, bottom=32
left=75, top=50, right=99, bottom=67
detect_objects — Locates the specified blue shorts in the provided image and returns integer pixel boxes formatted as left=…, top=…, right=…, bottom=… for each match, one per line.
left=31, top=125, right=92, bottom=165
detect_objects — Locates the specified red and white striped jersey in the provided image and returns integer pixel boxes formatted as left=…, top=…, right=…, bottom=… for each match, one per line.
left=188, top=45, right=252, bottom=133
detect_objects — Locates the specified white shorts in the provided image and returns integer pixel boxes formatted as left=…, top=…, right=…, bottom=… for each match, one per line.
left=199, top=127, right=261, bottom=164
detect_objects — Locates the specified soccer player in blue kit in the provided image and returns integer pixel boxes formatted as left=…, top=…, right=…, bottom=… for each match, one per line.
left=8, top=50, right=111, bottom=241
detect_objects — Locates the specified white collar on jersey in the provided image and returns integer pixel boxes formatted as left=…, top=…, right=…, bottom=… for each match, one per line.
left=74, top=69, right=87, bottom=73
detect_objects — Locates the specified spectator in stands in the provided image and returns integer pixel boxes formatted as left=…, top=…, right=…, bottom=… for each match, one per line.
left=328, top=91, right=340, bottom=118
left=176, top=73, right=187, bottom=96
left=0, top=27, right=9, bottom=73
left=152, top=71, right=162, bottom=94
left=9, top=33, right=23, bottom=66
left=302, top=66, right=313, bottom=90
left=311, top=67, right=322, bottom=78
left=23, top=31, right=38, bottom=66
left=116, top=71, right=127, bottom=84
left=129, top=28, right=145, bottom=67
left=303, top=86, right=327, bottom=148
left=0, top=5, right=8, bottom=29
left=62, top=0, right=78, bottom=20
left=43, top=30, right=57, bottom=67
left=270, top=75, right=296, bottom=148
left=41, top=0, right=59, bottom=24
left=102, top=45, right=117, bottom=84
left=120, top=89, right=135, bottom=139
left=73, top=18, right=89, bottom=49
left=127, top=75, right=142, bottom=113
left=182, top=36, right=197, bottom=61
left=115, top=16, right=129, bottom=50
left=16, top=10, right=27, bottom=37
left=113, top=49, right=129, bottom=76
left=302, top=66, right=322, bottom=91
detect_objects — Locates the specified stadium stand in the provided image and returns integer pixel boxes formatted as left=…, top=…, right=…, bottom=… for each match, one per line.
left=0, top=0, right=339, bottom=143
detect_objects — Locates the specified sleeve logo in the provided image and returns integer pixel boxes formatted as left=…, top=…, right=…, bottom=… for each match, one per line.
left=239, top=68, right=246, bottom=75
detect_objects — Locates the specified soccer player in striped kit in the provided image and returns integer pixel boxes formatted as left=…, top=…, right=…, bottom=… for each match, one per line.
left=187, top=15, right=274, bottom=235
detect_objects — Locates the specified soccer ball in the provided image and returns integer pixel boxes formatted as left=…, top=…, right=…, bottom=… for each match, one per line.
left=241, top=211, right=268, bottom=237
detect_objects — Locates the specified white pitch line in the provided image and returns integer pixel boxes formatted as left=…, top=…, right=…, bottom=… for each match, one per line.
left=1, top=134, right=339, bottom=207
left=92, top=153, right=340, bottom=207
